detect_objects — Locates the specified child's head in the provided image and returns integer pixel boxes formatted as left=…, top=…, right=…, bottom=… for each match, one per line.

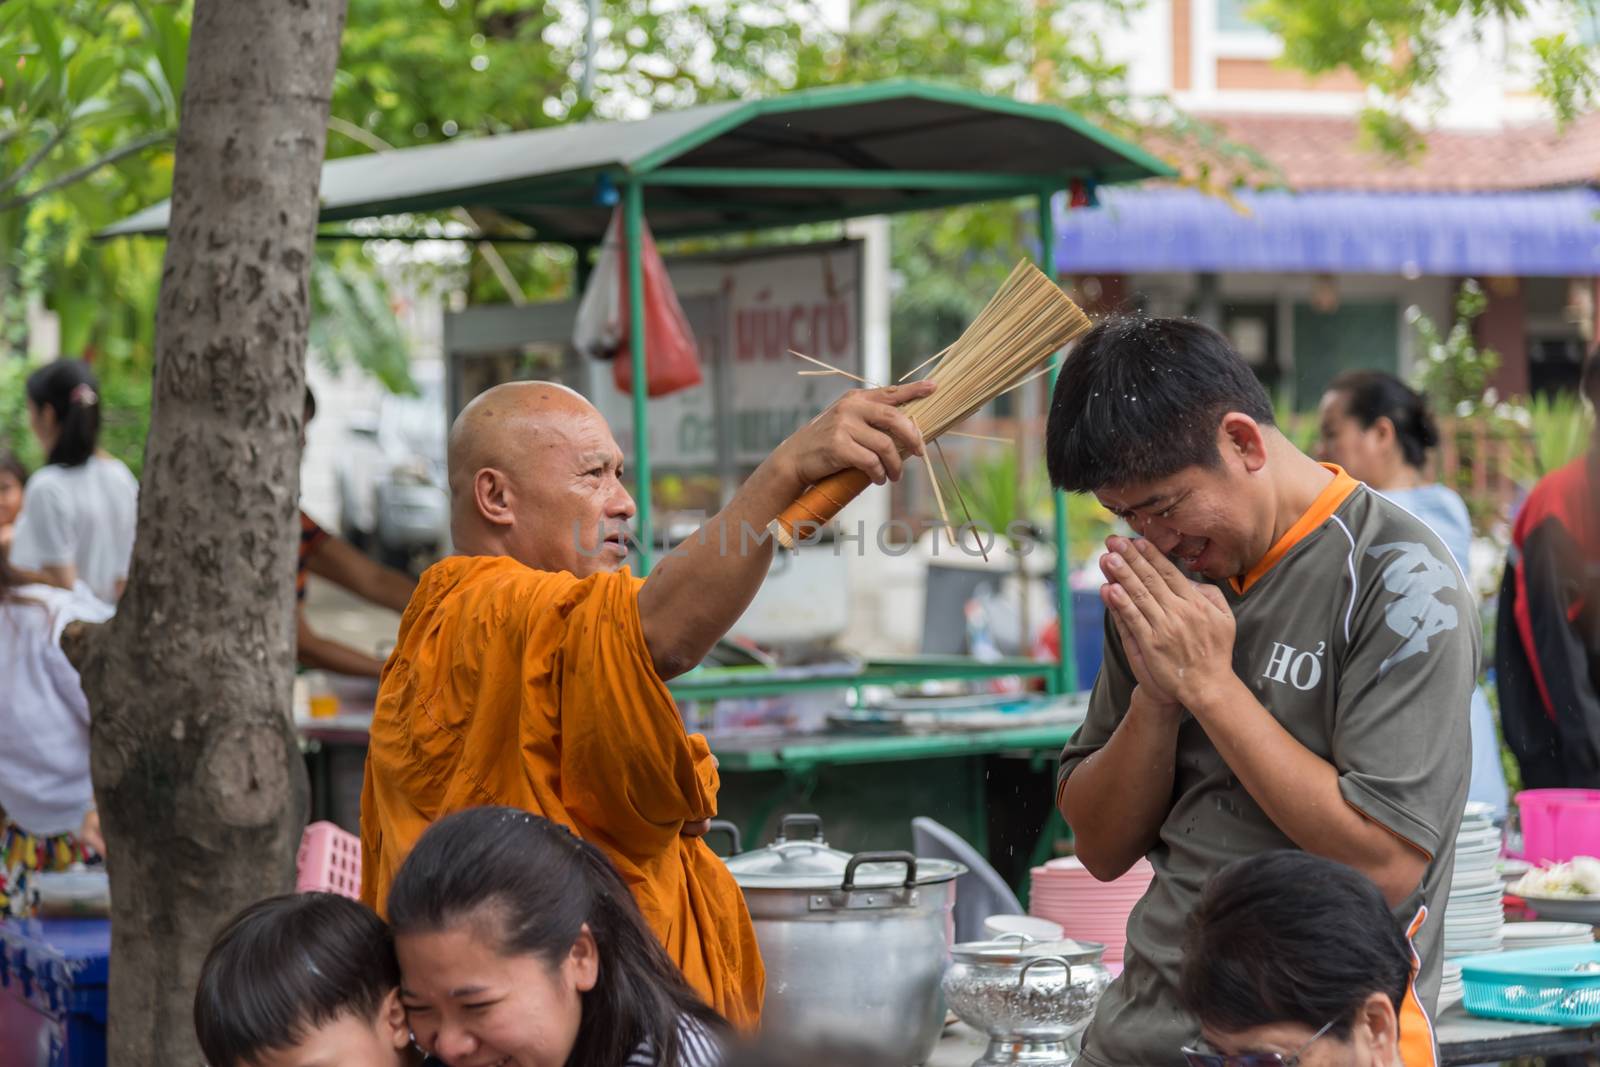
left=194, top=892, right=410, bottom=1067
left=387, top=806, right=720, bottom=1067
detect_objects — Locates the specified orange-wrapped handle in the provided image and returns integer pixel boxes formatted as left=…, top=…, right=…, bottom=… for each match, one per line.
left=769, top=468, right=874, bottom=549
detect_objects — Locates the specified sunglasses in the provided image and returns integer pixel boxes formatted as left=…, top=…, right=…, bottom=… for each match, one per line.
left=1181, top=1019, right=1337, bottom=1067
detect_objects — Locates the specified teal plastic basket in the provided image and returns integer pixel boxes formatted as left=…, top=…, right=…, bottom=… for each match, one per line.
left=1459, top=944, right=1600, bottom=1026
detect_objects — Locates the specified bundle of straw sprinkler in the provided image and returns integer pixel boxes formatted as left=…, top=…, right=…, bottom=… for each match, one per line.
left=773, top=259, right=1092, bottom=549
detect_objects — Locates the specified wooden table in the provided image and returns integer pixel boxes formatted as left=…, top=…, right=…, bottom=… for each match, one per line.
left=927, top=1006, right=1600, bottom=1066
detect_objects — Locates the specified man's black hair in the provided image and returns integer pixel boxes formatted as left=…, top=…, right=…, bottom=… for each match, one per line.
left=1046, top=316, right=1275, bottom=493
left=1179, top=851, right=1412, bottom=1041
left=194, top=892, right=399, bottom=1067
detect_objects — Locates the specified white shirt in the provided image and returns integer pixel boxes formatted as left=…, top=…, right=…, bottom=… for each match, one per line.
left=0, top=583, right=114, bottom=836
left=10, top=455, right=138, bottom=604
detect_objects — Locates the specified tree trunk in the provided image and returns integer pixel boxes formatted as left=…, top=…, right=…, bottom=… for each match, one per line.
left=70, top=0, right=347, bottom=1060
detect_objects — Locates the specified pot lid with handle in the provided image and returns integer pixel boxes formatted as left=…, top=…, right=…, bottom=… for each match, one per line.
left=950, top=934, right=1107, bottom=967
left=722, top=813, right=964, bottom=890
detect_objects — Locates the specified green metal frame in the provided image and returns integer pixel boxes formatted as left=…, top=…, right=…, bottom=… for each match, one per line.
left=706, top=721, right=1085, bottom=774
left=668, top=656, right=1054, bottom=701
left=619, top=170, right=1087, bottom=690
left=314, top=80, right=1170, bottom=691
left=1039, top=190, right=1078, bottom=695
left=623, top=180, right=653, bottom=574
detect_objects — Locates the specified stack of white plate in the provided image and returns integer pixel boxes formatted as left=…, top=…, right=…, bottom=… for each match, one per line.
left=1029, top=856, right=1153, bottom=965
left=1445, top=804, right=1505, bottom=958
left=1501, top=921, right=1596, bottom=951
left=1439, top=962, right=1464, bottom=1011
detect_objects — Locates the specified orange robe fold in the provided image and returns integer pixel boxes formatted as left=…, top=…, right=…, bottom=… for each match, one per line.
left=359, top=556, right=765, bottom=1028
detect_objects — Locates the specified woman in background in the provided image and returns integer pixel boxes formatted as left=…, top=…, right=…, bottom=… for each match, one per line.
left=1318, top=370, right=1510, bottom=817
left=0, top=450, right=26, bottom=557
left=9, top=359, right=138, bottom=603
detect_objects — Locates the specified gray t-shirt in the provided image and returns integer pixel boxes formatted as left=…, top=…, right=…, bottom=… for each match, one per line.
left=1060, top=476, right=1476, bottom=1067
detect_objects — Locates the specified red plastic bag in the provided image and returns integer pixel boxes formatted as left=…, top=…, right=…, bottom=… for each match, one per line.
left=575, top=207, right=702, bottom=398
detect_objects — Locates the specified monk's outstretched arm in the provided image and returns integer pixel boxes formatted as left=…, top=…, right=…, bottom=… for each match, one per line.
left=638, top=381, right=935, bottom=679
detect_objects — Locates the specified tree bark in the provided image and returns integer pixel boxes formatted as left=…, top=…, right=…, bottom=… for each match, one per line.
left=70, top=1, right=348, bottom=1061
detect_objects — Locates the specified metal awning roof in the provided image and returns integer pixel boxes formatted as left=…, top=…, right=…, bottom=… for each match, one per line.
left=102, top=80, right=1173, bottom=243
left=1054, top=186, right=1600, bottom=277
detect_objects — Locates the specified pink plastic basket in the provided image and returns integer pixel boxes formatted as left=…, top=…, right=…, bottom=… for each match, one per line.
left=296, top=821, right=363, bottom=899
left=1517, top=789, right=1600, bottom=864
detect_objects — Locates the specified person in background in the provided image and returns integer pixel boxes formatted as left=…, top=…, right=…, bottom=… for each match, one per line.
left=388, top=806, right=724, bottom=1067
left=1496, top=348, right=1600, bottom=789
left=194, top=892, right=417, bottom=1067
left=1049, top=318, right=1473, bottom=1067
left=0, top=549, right=113, bottom=918
left=0, top=450, right=26, bottom=556
left=1317, top=370, right=1509, bottom=817
left=298, top=387, right=417, bottom=678
left=9, top=359, right=137, bottom=603
left=1179, top=851, right=1413, bottom=1067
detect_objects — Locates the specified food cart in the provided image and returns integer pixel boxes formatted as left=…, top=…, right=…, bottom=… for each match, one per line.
left=105, top=78, right=1173, bottom=880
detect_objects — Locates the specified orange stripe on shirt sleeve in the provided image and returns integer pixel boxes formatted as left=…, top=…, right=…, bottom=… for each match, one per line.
left=1398, top=906, right=1439, bottom=1067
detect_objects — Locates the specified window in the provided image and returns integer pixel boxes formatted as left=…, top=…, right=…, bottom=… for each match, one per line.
left=1216, top=0, right=1269, bottom=35
left=1580, top=3, right=1600, bottom=47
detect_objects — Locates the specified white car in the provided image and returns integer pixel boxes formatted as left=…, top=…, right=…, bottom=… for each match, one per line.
left=334, top=373, right=449, bottom=567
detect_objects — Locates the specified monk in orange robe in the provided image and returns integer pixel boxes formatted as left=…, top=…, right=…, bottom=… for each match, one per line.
left=359, top=379, right=932, bottom=1029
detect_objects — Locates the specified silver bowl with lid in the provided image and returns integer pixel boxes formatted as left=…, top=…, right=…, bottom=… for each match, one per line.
left=942, top=934, right=1112, bottom=1066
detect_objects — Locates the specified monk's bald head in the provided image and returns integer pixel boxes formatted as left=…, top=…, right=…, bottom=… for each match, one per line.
left=447, top=381, right=597, bottom=497
left=448, top=381, right=636, bottom=575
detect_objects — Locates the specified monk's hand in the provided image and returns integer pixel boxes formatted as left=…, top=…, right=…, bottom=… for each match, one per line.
left=778, top=381, right=936, bottom=488
left=1100, top=536, right=1236, bottom=711
left=681, top=819, right=712, bottom=838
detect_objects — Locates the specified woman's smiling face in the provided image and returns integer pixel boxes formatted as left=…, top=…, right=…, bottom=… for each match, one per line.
left=396, top=915, right=597, bottom=1067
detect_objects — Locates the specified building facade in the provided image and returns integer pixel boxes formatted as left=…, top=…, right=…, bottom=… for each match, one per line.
left=1058, top=0, right=1600, bottom=406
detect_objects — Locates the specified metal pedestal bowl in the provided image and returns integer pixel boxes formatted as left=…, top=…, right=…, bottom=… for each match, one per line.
left=942, top=936, right=1112, bottom=1067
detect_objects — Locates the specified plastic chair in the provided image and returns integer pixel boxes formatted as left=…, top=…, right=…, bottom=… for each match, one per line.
left=911, top=816, right=1022, bottom=944
left=296, top=821, right=363, bottom=899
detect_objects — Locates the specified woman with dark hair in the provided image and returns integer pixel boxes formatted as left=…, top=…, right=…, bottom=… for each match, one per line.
left=0, top=450, right=26, bottom=556
left=1180, top=851, right=1415, bottom=1067
left=1318, top=370, right=1508, bottom=817
left=10, top=359, right=138, bottom=603
left=388, top=806, right=724, bottom=1067
left=0, top=548, right=113, bottom=917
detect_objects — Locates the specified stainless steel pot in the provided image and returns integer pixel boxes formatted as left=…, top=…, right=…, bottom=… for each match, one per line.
left=720, top=814, right=966, bottom=1065
left=942, top=935, right=1112, bottom=1067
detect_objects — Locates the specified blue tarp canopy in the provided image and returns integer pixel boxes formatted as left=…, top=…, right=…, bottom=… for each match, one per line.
left=1054, top=186, right=1600, bottom=277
